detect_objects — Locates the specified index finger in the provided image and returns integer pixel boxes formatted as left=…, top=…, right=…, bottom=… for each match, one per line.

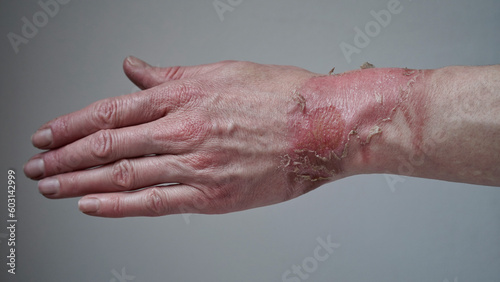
left=31, top=81, right=200, bottom=149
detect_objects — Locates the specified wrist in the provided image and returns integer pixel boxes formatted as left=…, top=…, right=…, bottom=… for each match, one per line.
left=286, top=67, right=434, bottom=183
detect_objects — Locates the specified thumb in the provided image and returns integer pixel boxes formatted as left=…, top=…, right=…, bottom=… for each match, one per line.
left=123, top=56, right=225, bottom=90
left=123, top=56, right=175, bottom=90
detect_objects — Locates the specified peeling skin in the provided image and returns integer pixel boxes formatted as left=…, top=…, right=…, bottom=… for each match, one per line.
left=361, top=62, right=375, bottom=69
left=283, top=104, right=345, bottom=182
left=365, top=125, right=382, bottom=144
left=284, top=68, right=427, bottom=182
left=293, top=91, right=307, bottom=112
left=403, top=67, right=416, bottom=76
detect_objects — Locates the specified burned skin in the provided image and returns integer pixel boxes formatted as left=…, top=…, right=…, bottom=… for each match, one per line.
left=285, top=68, right=430, bottom=182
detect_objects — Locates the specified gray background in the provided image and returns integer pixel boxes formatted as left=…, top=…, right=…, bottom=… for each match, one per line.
left=1, top=0, right=500, bottom=281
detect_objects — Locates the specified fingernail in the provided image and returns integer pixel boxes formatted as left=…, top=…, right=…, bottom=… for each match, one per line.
left=24, top=158, right=45, bottom=179
left=31, top=128, right=53, bottom=148
left=126, top=56, right=146, bottom=68
left=79, top=198, right=100, bottom=213
left=38, top=178, right=59, bottom=195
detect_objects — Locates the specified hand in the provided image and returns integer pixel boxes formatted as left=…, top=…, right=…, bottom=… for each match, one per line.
left=24, top=57, right=336, bottom=217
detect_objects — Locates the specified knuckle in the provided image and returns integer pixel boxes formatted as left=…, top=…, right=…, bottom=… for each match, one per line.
left=165, top=80, right=202, bottom=107
left=111, top=159, right=134, bottom=190
left=93, top=99, right=119, bottom=128
left=143, top=188, right=168, bottom=216
left=90, top=130, right=113, bottom=160
left=108, top=195, right=124, bottom=216
left=163, top=66, right=183, bottom=80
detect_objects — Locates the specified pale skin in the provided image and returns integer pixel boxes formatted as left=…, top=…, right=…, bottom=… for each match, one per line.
left=23, top=57, right=500, bottom=217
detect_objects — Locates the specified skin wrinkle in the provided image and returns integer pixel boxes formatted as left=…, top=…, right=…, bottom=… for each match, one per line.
left=284, top=68, right=426, bottom=182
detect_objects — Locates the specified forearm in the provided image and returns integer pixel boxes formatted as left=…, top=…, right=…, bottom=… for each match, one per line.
left=292, top=65, right=500, bottom=186
left=369, top=65, right=500, bottom=186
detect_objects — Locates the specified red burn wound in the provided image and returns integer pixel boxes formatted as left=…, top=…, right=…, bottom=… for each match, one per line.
left=285, top=68, right=428, bottom=182
left=294, top=106, right=345, bottom=156
left=285, top=101, right=347, bottom=182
